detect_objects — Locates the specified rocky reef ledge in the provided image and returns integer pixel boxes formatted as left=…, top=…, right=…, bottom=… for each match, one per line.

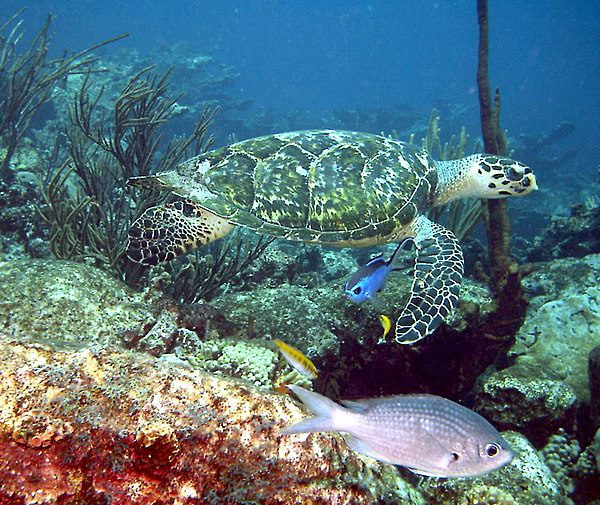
left=0, top=257, right=582, bottom=505
left=0, top=337, right=420, bottom=505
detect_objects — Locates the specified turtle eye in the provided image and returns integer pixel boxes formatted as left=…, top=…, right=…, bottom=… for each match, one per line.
left=353, top=286, right=362, bottom=295
left=506, top=166, right=522, bottom=181
left=485, top=443, right=501, bottom=458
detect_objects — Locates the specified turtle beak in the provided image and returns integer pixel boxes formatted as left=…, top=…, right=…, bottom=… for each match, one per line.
left=527, top=174, right=538, bottom=191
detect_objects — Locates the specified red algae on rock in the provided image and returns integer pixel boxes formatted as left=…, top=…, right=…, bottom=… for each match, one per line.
left=0, top=335, right=423, bottom=505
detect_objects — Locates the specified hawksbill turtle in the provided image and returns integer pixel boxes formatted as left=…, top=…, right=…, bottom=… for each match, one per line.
left=127, top=130, right=537, bottom=344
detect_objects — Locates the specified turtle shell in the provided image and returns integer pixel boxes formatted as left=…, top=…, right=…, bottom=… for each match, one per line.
left=176, top=130, right=438, bottom=243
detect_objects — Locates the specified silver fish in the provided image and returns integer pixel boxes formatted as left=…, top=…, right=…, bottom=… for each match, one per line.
left=281, top=385, right=513, bottom=478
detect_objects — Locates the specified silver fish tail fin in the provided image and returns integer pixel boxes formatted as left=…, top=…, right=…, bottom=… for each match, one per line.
left=281, top=385, right=345, bottom=435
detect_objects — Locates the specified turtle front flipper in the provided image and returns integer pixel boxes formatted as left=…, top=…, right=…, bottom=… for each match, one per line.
left=127, top=200, right=234, bottom=265
left=393, top=215, right=464, bottom=344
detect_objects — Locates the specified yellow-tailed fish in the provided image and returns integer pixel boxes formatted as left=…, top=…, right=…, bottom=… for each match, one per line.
left=274, top=339, right=318, bottom=379
left=379, top=314, right=392, bottom=339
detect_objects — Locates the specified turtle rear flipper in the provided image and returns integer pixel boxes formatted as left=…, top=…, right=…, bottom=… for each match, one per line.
left=393, top=215, right=464, bottom=344
left=127, top=200, right=234, bottom=266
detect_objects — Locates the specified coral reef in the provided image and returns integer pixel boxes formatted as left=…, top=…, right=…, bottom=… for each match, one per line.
left=232, top=242, right=357, bottom=291
left=0, top=337, right=426, bottom=505
left=593, top=428, right=600, bottom=473
left=0, top=165, right=48, bottom=259
left=541, top=429, right=582, bottom=495
left=475, top=369, right=577, bottom=431
left=590, top=344, right=600, bottom=427
left=0, top=11, right=123, bottom=182
left=0, top=259, right=154, bottom=348
left=165, top=230, right=274, bottom=303
left=526, top=203, right=600, bottom=262
left=510, top=254, right=600, bottom=401
left=211, top=282, right=352, bottom=361
left=187, top=338, right=278, bottom=390
left=0, top=254, right=590, bottom=504
left=205, top=241, right=526, bottom=402
left=328, top=104, right=421, bottom=135
left=540, top=428, right=600, bottom=502
left=3, top=3, right=598, bottom=503
left=512, top=122, right=583, bottom=215
left=41, top=67, right=215, bottom=285
left=475, top=254, right=600, bottom=444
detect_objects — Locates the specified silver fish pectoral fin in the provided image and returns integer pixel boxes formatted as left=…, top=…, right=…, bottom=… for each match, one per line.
left=399, top=426, right=459, bottom=476
left=343, top=434, right=398, bottom=465
left=392, top=215, right=464, bottom=345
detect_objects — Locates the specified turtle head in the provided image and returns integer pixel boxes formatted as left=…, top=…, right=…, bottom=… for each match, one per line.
left=471, top=155, right=538, bottom=199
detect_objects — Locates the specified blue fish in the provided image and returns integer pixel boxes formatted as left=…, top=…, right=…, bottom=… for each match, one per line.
left=345, top=241, right=407, bottom=310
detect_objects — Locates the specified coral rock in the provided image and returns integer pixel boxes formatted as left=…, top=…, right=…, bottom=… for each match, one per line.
left=0, top=259, right=154, bottom=349
left=0, top=335, right=424, bottom=505
left=475, top=367, right=577, bottom=433
left=510, top=254, right=600, bottom=402
left=475, top=254, right=600, bottom=438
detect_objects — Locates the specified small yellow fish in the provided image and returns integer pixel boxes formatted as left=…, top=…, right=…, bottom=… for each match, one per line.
left=274, top=339, right=318, bottom=380
left=379, top=314, right=392, bottom=339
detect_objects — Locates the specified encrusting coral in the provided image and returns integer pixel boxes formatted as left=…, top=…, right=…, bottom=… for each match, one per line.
left=187, top=338, right=279, bottom=390
left=541, top=429, right=581, bottom=495
left=0, top=336, right=425, bottom=505
left=0, top=258, right=155, bottom=348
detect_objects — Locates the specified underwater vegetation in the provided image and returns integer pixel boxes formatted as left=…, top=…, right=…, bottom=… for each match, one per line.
left=43, top=66, right=215, bottom=279
left=0, top=3, right=599, bottom=504
left=0, top=11, right=125, bottom=184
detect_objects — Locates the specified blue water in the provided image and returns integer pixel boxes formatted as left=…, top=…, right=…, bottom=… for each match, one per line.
left=6, top=0, right=599, bottom=168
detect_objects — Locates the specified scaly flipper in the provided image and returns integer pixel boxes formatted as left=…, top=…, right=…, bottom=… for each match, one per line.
left=127, top=200, right=234, bottom=265
left=393, top=215, right=464, bottom=344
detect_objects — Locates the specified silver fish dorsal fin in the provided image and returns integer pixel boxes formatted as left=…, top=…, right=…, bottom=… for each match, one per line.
left=340, top=399, right=369, bottom=412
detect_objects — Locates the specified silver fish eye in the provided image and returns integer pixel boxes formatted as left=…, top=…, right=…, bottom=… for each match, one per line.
left=485, top=443, right=501, bottom=458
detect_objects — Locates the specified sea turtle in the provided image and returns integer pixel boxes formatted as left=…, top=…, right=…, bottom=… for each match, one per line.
left=127, top=130, right=537, bottom=344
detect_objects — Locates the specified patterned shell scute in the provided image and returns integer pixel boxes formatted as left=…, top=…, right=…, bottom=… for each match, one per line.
left=196, top=130, right=436, bottom=236
left=253, top=143, right=314, bottom=228
left=202, top=150, right=256, bottom=215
